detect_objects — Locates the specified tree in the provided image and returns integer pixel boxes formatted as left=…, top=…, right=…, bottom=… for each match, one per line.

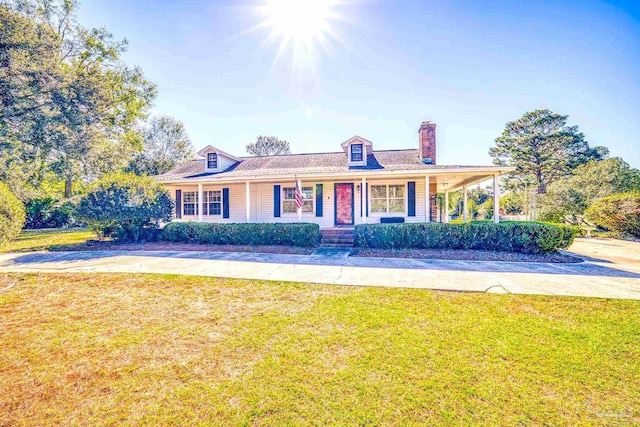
left=0, top=182, right=26, bottom=246
left=76, top=173, right=173, bottom=242
left=126, top=116, right=194, bottom=176
left=0, top=1, right=156, bottom=198
left=246, top=136, right=291, bottom=156
left=500, top=191, right=524, bottom=215
left=537, top=158, right=640, bottom=224
left=489, top=109, right=607, bottom=194
left=585, top=192, right=640, bottom=238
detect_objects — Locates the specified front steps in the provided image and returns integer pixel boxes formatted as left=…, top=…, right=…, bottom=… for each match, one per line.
left=320, top=228, right=355, bottom=248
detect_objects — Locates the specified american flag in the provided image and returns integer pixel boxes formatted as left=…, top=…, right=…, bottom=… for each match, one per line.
left=295, top=177, right=303, bottom=210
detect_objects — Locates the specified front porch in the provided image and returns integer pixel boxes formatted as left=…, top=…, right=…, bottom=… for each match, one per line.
left=163, top=170, right=504, bottom=228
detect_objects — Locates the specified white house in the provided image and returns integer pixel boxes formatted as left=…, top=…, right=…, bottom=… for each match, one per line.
left=156, top=121, right=514, bottom=227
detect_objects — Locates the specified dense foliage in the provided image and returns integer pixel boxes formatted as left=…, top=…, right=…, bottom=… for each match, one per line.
left=500, top=191, right=525, bottom=215
left=447, top=187, right=495, bottom=220
left=355, top=222, right=577, bottom=253
left=489, top=110, right=607, bottom=193
left=161, top=222, right=320, bottom=247
left=1, top=0, right=156, bottom=199
left=0, top=182, right=26, bottom=246
left=585, top=192, right=640, bottom=238
left=24, top=198, right=78, bottom=229
left=537, top=158, right=640, bottom=224
left=76, top=173, right=172, bottom=242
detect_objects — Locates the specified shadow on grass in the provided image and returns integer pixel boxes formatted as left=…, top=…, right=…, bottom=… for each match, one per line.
left=2, top=249, right=640, bottom=279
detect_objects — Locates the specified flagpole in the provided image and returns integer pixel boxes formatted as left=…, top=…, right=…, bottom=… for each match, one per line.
left=296, top=176, right=302, bottom=221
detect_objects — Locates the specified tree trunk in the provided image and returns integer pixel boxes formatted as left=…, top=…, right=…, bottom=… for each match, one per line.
left=64, top=177, right=73, bottom=198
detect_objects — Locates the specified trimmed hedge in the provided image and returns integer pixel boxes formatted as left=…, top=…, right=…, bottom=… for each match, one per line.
left=354, top=221, right=578, bottom=254
left=161, top=222, right=320, bottom=247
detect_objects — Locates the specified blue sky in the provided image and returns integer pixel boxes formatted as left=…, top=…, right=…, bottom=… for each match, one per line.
left=79, top=0, right=640, bottom=167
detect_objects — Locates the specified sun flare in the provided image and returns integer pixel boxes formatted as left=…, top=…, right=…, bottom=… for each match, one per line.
left=257, top=0, right=342, bottom=67
left=262, top=0, right=336, bottom=43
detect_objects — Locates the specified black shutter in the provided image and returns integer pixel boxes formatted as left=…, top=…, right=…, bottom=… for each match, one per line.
left=175, top=190, right=182, bottom=219
left=408, top=181, right=416, bottom=217
left=274, top=185, right=281, bottom=218
left=315, top=184, right=323, bottom=217
left=366, top=183, right=369, bottom=217
left=222, top=188, right=230, bottom=218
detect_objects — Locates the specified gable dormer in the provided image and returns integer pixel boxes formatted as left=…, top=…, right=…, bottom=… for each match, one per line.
left=341, top=136, right=373, bottom=167
left=197, top=145, right=240, bottom=173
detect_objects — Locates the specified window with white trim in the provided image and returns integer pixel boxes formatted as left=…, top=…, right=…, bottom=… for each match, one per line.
left=203, top=190, right=221, bottom=216
left=207, top=153, right=218, bottom=169
left=370, top=184, right=405, bottom=213
left=350, top=143, right=363, bottom=162
left=183, top=191, right=198, bottom=215
left=283, top=186, right=313, bottom=214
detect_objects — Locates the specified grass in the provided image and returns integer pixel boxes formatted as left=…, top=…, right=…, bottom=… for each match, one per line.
left=1, top=273, right=638, bottom=426
left=0, top=228, right=96, bottom=253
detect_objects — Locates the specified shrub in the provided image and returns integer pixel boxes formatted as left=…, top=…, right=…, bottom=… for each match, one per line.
left=354, top=221, right=577, bottom=253
left=161, top=222, right=320, bottom=247
left=25, top=198, right=78, bottom=229
left=0, top=182, right=26, bottom=246
left=76, top=173, right=173, bottom=242
left=585, top=192, right=640, bottom=238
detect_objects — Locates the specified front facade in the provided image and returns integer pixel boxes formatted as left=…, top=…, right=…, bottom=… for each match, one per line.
left=156, top=121, right=514, bottom=227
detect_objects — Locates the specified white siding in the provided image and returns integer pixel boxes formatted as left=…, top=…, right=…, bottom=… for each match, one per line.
left=365, top=178, right=426, bottom=224
left=165, top=177, right=428, bottom=227
left=166, top=183, right=256, bottom=224
left=217, top=155, right=238, bottom=173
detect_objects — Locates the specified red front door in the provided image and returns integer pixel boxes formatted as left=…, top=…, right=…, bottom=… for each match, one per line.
left=335, top=183, right=354, bottom=225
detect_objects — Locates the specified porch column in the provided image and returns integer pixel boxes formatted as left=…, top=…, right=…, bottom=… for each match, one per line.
left=493, top=173, right=500, bottom=223
left=463, top=185, right=468, bottom=223
left=425, top=176, right=430, bottom=222
left=361, top=177, right=366, bottom=224
left=197, top=183, right=203, bottom=223
left=444, top=191, right=449, bottom=223
left=245, top=181, right=251, bottom=223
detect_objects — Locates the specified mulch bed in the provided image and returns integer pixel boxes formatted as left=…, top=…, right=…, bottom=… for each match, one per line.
left=353, top=248, right=582, bottom=263
left=58, top=240, right=316, bottom=255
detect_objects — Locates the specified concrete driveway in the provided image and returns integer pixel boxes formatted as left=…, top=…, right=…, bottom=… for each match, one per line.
left=0, top=238, right=639, bottom=300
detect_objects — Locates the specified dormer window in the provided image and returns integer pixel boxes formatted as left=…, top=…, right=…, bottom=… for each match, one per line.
left=342, top=136, right=372, bottom=167
left=207, top=153, right=218, bottom=169
left=351, top=144, right=363, bottom=162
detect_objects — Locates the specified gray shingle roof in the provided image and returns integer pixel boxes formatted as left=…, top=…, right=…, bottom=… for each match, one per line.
left=156, top=149, right=485, bottom=182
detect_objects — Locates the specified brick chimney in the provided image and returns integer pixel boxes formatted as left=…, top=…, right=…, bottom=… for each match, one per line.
left=418, top=121, right=436, bottom=165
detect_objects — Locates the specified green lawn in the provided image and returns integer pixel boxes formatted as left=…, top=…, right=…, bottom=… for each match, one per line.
left=0, top=273, right=638, bottom=425
left=0, top=228, right=96, bottom=253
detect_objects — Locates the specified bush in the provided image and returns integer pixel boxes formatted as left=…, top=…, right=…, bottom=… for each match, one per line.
left=161, top=222, right=320, bottom=247
left=76, top=173, right=173, bottom=242
left=585, top=192, right=640, bottom=238
left=0, top=182, right=26, bottom=246
left=25, top=198, right=78, bottom=229
left=354, top=221, right=578, bottom=254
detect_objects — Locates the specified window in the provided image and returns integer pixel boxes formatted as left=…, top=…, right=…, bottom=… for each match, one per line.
left=183, top=191, right=198, bottom=215
left=370, top=184, right=405, bottom=213
left=350, top=144, right=363, bottom=162
left=207, top=152, right=218, bottom=169
left=203, top=190, right=221, bottom=216
left=283, top=186, right=313, bottom=214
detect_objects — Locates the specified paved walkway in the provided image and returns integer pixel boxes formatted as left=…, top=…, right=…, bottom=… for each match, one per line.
left=0, top=238, right=639, bottom=300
